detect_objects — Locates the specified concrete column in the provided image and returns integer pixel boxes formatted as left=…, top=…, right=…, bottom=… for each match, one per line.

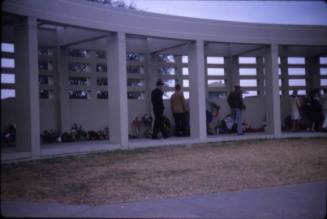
left=226, top=56, right=239, bottom=91
left=15, top=16, right=40, bottom=156
left=265, top=44, right=281, bottom=137
left=145, top=39, right=156, bottom=115
left=231, top=56, right=240, bottom=87
left=89, top=49, right=97, bottom=101
left=188, top=40, right=206, bottom=141
left=257, top=57, right=265, bottom=96
left=54, top=27, right=71, bottom=133
left=306, top=56, right=320, bottom=90
left=280, top=56, right=288, bottom=95
left=56, top=47, right=71, bottom=132
left=224, top=57, right=232, bottom=92
left=53, top=47, right=61, bottom=132
left=106, top=32, right=128, bottom=147
left=176, top=56, right=183, bottom=87
left=257, top=57, right=266, bottom=124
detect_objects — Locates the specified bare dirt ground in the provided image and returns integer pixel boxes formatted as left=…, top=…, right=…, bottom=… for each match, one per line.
left=1, top=138, right=327, bottom=205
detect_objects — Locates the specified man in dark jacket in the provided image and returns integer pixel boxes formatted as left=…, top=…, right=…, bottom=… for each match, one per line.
left=151, top=79, right=168, bottom=139
left=227, top=85, right=246, bottom=135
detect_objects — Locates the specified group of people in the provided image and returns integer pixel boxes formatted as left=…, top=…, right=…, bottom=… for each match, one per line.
left=290, top=88, right=327, bottom=131
left=151, top=79, right=327, bottom=138
left=151, top=79, right=188, bottom=139
left=151, top=79, right=247, bottom=139
left=207, top=85, right=246, bottom=135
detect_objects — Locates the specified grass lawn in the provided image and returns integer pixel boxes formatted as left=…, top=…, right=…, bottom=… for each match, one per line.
left=1, top=138, right=327, bottom=205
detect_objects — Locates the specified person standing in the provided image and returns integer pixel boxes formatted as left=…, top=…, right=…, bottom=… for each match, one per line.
left=151, top=79, right=167, bottom=139
left=170, top=84, right=187, bottom=136
left=309, top=88, right=323, bottom=131
left=227, top=85, right=246, bottom=135
left=290, top=90, right=301, bottom=131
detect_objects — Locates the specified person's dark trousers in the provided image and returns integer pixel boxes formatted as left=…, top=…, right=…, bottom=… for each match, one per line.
left=152, top=112, right=167, bottom=139
left=173, top=112, right=186, bottom=136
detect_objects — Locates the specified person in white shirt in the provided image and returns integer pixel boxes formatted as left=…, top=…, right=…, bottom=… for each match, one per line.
left=290, top=90, right=301, bottom=131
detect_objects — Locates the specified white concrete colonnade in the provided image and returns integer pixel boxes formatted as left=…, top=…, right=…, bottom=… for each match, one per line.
left=2, top=0, right=327, bottom=159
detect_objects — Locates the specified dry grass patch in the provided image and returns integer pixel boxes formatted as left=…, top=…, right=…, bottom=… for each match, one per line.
left=1, top=138, right=327, bottom=205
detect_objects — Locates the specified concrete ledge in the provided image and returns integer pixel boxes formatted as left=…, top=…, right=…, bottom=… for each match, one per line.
left=1, top=150, right=32, bottom=163
left=207, top=133, right=274, bottom=142
left=281, top=132, right=327, bottom=139
left=128, top=137, right=201, bottom=149
left=1, top=132, right=326, bottom=163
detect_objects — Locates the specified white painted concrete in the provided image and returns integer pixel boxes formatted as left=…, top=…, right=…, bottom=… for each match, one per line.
left=3, top=0, right=327, bottom=45
left=106, top=32, right=129, bottom=148
left=265, top=45, right=282, bottom=137
left=1, top=0, right=326, bottom=162
left=188, top=40, right=207, bottom=141
left=14, top=16, right=40, bottom=157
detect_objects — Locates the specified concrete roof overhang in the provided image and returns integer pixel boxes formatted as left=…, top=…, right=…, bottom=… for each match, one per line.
left=2, top=0, right=327, bottom=46
left=2, top=1, right=327, bottom=57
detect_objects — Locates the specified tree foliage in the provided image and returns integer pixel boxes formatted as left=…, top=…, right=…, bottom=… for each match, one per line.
left=87, top=0, right=137, bottom=10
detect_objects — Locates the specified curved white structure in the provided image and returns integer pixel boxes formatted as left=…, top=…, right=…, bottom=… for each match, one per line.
left=3, top=0, right=327, bottom=45
left=1, top=0, right=327, bottom=161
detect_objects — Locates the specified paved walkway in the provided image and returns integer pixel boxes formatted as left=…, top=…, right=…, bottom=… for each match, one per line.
left=1, top=182, right=326, bottom=218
